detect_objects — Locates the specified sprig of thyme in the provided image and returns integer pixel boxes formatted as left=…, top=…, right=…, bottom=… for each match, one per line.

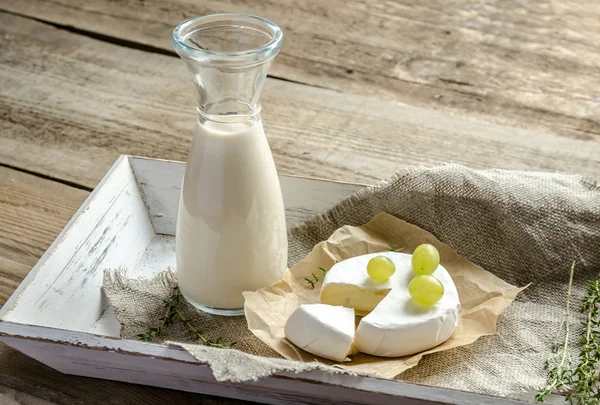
left=566, top=276, right=599, bottom=405
left=137, top=286, right=180, bottom=342
left=537, top=264, right=600, bottom=405
left=173, top=307, right=231, bottom=348
left=137, top=286, right=231, bottom=348
left=305, top=267, right=328, bottom=289
left=536, top=262, right=576, bottom=402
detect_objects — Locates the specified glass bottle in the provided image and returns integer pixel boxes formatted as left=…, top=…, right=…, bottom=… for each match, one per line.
left=172, top=14, right=287, bottom=316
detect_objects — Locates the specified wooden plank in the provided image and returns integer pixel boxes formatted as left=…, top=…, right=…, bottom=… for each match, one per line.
left=1, top=0, right=599, bottom=141
left=0, top=384, right=54, bottom=405
left=1, top=12, right=598, bottom=192
left=0, top=165, right=87, bottom=273
left=0, top=258, right=30, bottom=310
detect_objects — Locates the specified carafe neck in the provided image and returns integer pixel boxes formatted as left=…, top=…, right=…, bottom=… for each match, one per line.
left=173, top=14, right=282, bottom=123
left=187, top=60, right=272, bottom=122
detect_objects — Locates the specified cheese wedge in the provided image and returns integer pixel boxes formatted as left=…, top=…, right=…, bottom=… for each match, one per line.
left=321, top=252, right=460, bottom=357
left=284, top=304, right=355, bottom=362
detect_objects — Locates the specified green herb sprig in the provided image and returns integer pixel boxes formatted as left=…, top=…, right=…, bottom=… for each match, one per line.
left=137, top=286, right=231, bottom=348
left=173, top=307, right=231, bottom=348
left=536, top=262, right=576, bottom=402
left=137, top=286, right=180, bottom=342
left=537, top=264, right=600, bottom=404
left=305, top=267, right=328, bottom=289
left=566, top=276, right=599, bottom=405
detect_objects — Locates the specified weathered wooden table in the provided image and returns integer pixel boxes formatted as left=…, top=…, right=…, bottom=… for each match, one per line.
left=0, top=1, right=598, bottom=404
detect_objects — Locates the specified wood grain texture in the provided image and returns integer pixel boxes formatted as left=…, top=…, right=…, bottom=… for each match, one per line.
left=0, top=384, right=55, bottom=405
left=1, top=0, right=599, bottom=141
left=0, top=166, right=87, bottom=270
left=1, top=12, right=599, bottom=192
left=0, top=258, right=30, bottom=311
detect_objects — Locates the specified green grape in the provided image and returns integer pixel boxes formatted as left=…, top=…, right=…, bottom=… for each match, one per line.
left=408, top=275, right=444, bottom=306
left=411, top=244, right=440, bottom=275
left=367, top=256, right=396, bottom=281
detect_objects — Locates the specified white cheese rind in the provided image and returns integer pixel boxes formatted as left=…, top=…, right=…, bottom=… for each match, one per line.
left=322, top=252, right=460, bottom=357
left=284, top=304, right=355, bottom=362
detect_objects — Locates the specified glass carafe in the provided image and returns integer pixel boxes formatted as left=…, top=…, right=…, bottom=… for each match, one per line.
left=172, top=14, right=287, bottom=316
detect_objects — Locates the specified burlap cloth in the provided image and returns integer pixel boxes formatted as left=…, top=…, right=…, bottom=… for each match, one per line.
left=103, top=164, right=600, bottom=397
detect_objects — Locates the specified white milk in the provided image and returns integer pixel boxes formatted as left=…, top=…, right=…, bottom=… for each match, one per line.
left=176, top=118, right=287, bottom=310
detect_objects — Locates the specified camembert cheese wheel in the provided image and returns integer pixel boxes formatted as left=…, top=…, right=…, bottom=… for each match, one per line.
left=321, top=251, right=460, bottom=357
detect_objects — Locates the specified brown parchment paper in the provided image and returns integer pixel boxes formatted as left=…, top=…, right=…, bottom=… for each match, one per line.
left=244, top=212, right=525, bottom=379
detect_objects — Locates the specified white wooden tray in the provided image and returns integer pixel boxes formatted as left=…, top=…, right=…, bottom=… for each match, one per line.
left=0, top=156, right=532, bottom=405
